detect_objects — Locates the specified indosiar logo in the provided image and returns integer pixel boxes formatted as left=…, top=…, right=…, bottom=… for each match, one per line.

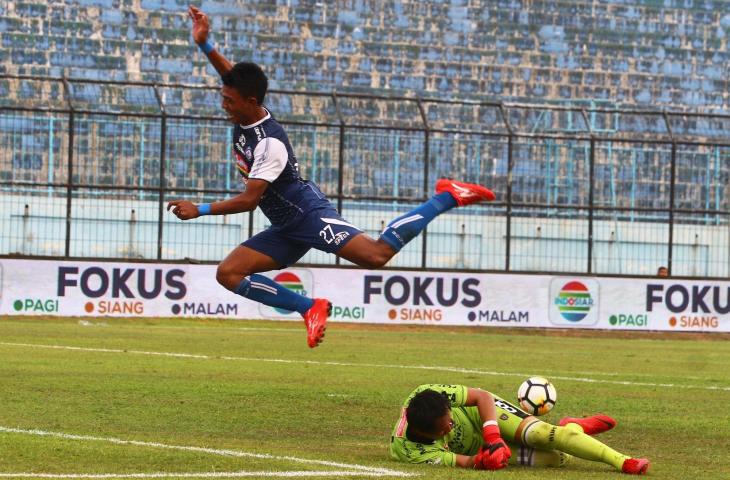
left=548, top=278, right=599, bottom=326
left=272, top=271, right=307, bottom=315
left=258, top=269, right=314, bottom=318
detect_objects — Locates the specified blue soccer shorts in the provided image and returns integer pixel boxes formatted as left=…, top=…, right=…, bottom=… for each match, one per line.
left=242, top=206, right=363, bottom=267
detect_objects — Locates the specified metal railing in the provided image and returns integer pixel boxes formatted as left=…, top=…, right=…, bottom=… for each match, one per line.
left=1, top=74, right=729, bottom=277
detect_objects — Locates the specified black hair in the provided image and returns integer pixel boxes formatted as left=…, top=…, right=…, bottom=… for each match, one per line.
left=221, top=62, right=268, bottom=105
left=406, top=389, right=450, bottom=434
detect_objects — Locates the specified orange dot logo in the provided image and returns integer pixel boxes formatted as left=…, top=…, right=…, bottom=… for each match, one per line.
left=669, top=317, right=677, bottom=327
left=84, top=302, right=94, bottom=313
left=388, top=309, right=397, bottom=320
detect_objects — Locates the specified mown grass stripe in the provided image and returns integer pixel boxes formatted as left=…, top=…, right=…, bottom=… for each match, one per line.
left=1, top=342, right=728, bottom=392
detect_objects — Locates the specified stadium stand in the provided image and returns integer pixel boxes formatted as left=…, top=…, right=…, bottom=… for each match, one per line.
left=0, top=0, right=729, bottom=110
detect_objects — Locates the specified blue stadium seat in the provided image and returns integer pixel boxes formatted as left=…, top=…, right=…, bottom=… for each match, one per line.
left=1, top=0, right=729, bottom=227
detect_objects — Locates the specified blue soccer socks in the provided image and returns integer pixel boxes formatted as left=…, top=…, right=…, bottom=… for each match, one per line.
left=378, top=192, right=457, bottom=252
left=234, top=274, right=314, bottom=315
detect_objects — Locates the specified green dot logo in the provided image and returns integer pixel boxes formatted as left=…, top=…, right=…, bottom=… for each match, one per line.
left=13, top=300, right=23, bottom=311
left=609, top=315, right=617, bottom=325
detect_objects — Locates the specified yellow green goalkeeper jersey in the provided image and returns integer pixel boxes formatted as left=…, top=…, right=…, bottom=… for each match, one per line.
left=389, top=384, right=484, bottom=466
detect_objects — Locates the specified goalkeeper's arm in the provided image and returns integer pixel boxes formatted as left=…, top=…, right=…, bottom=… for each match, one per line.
left=188, top=5, right=233, bottom=77
left=464, top=387, right=498, bottom=428
left=466, top=388, right=511, bottom=470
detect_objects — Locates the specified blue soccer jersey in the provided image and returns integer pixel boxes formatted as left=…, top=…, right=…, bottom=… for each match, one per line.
left=233, top=109, right=330, bottom=226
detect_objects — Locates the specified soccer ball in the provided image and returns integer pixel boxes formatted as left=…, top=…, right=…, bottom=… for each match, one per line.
left=517, top=376, right=557, bottom=416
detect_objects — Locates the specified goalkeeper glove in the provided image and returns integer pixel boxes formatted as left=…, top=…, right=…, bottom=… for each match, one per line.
left=473, top=423, right=511, bottom=470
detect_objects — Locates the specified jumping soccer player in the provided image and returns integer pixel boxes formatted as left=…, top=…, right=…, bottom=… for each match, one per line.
left=390, top=384, right=650, bottom=474
left=167, top=6, right=496, bottom=348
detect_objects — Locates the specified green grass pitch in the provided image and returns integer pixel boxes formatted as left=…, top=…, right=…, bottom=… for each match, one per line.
left=0, top=317, right=728, bottom=479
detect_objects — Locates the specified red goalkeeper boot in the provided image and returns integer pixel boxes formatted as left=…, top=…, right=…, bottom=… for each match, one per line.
left=558, top=414, right=616, bottom=435
left=303, top=298, right=331, bottom=348
left=622, top=458, right=650, bottom=475
left=435, top=178, right=496, bottom=206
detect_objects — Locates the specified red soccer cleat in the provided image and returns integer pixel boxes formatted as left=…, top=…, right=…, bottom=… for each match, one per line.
left=435, top=178, right=496, bottom=206
left=622, top=458, right=650, bottom=475
left=303, top=298, right=331, bottom=348
left=558, top=414, right=616, bottom=435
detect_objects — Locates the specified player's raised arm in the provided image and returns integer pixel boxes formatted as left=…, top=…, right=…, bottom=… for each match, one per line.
left=188, top=5, right=233, bottom=77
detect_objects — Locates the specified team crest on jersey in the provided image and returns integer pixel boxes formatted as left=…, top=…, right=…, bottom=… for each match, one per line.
left=235, top=151, right=250, bottom=178
left=244, top=147, right=253, bottom=160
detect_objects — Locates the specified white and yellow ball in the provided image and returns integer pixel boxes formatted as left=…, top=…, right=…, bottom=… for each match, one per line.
left=517, top=376, right=557, bottom=416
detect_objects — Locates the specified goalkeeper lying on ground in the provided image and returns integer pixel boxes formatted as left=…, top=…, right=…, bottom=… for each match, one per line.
left=389, top=384, right=650, bottom=474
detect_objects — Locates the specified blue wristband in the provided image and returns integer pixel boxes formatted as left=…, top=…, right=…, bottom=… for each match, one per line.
left=197, top=203, right=212, bottom=215
left=198, top=40, right=215, bottom=54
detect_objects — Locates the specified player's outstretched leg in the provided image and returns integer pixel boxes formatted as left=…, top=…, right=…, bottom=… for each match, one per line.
left=218, top=246, right=333, bottom=349
left=621, top=458, right=650, bottom=475
left=559, top=414, right=616, bottom=435
left=523, top=420, right=650, bottom=475
left=434, top=178, right=496, bottom=206
left=508, top=443, right=572, bottom=468
left=234, top=274, right=313, bottom=314
left=378, top=178, right=494, bottom=252
left=234, top=274, right=330, bottom=348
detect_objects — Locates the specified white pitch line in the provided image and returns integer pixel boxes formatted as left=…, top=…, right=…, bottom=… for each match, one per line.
left=1, top=341, right=729, bottom=393
left=0, top=427, right=414, bottom=478
left=76, top=326, right=719, bottom=381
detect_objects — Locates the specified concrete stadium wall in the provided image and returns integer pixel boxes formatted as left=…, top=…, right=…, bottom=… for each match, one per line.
left=1, top=192, right=727, bottom=277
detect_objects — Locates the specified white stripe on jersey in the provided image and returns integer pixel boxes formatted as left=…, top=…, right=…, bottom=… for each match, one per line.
left=320, top=217, right=358, bottom=229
